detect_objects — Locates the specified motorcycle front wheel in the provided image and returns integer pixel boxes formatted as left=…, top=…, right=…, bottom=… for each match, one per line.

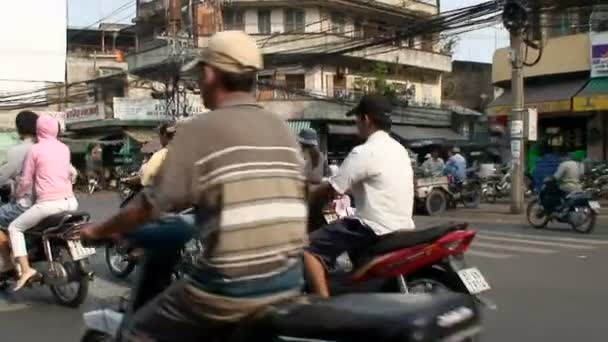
left=526, top=199, right=549, bottom=229
left=462, top=186, right=481, bottom=209
left=105, top=245, right=136, bottom=279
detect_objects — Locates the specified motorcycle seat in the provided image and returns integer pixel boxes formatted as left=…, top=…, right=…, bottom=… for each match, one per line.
left=357, top=223, right=468, bottom=260
left=249, top=292, right=480, bottom=342
left=29, top=211, right=90, bottom=233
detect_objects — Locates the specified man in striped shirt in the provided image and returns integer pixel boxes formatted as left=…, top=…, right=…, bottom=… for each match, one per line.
left=81, top=31, right=308, bottom=341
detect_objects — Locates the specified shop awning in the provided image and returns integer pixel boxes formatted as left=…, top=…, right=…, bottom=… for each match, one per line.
left=573, top=78, right=608, bottom=112
left=392, top=125, right=466, bottom=142
left=61, top=134, right=123, bottom=154
left=124, top=129, right=157, bottom=143
left=286, top=120, right=311, bottom=135
left=328, top=124, right=357, bottom=135
left=487, top=78, right=587, bottom=117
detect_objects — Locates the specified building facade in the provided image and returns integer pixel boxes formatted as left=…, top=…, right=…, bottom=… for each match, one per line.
left=489, top=6, right=608, bottom=163
left=128, top=0, right=467, bottom=159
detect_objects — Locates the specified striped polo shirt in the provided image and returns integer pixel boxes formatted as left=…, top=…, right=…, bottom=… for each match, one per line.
left=146, top=94, right=308, bottom=285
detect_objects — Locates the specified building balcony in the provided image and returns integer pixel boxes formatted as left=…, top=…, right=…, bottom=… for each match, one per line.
left=198, top=34, right=451, bottom=72
left=137, top=0, right=167, bottom=19
left=126, top=43, right=200, bottom=76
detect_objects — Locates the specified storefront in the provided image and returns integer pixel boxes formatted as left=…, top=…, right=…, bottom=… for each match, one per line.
left=573, top=77, right=608, bottom=160
left=488, top=76, right=591, bottom=166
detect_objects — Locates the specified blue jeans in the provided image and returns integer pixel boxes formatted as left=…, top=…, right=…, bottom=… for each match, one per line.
left=126, top=214, right=196, bottom=251
left=0, top=201, right=28, bottom=228
left=125, top=214, right=196, bottom=313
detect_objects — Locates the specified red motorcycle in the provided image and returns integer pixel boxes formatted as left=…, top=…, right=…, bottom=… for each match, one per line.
left=321, top=213, right=493, bottom=307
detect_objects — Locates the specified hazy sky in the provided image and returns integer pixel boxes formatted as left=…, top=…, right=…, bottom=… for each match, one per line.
left=68, top=0, right=508, bottom=63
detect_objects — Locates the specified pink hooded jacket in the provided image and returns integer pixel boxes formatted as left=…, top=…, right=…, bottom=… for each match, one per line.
left=16, top=115, right=74, bottom=202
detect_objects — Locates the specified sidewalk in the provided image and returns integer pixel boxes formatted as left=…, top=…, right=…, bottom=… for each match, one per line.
left=416, top=202, right=608, bottom=226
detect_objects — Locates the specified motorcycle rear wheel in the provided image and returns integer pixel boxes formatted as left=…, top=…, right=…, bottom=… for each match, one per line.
left=49, top=246, right=90, bottom=308
left=425, top=189, right=447, bottom=216
left=406, top=269, right=480, bottom=342
left=571, top=208, right=596, bottom=234
left=80, top=330, right=112, bottom=342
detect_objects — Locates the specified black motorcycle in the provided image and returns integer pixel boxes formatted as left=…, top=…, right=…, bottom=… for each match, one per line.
left=447, top=169, right=482, bottom=209
left=0, top=211, right=95, bottom=307
left=527, top=178, right=600, bottom=233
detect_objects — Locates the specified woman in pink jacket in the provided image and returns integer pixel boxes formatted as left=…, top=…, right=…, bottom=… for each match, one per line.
left=9, top=115, right=78, bottom=290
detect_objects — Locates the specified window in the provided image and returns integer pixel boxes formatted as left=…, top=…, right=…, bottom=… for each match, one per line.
left=331, top=12, right=346, bottom=34
left=257, top=75, right=274, bottom=100
left=258, top=10, right=271, bottom=34
left=284, top=8, right=305, bottom=33
left=223, top=8, right=244, bottom=31
left=354, top=20, right=363, bottom=38
left=285, top=74, right=305, bottom=90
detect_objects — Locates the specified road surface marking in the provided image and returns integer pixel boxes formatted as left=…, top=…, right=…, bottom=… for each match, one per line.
left=476, top=234, right=596, bottom=250
left=472, top=242, right=555, bottom=254
left=466, top=249, right=514, bottom=259
left=477, top=230, right=608, bottom=246
left=0, top=296, right=31, bottom=312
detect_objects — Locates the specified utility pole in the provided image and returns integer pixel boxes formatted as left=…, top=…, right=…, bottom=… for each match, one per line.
left=509, top=30, right=525, bottom=214
left=503, top=0, right=528, bottom=214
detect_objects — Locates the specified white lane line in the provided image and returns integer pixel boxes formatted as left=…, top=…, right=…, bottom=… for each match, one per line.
left=476, top=230, right=608, bottom=245
left=472, top=241, right=555, bottom=254
left=477, top=234, right=596, bottom=250
left=466, top=249, right=514, bottom=259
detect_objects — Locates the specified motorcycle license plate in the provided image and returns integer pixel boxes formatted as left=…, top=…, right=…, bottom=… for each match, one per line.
left=67, top=240, right=96, bottom=261
left=457, top=267, right=491, bottom=294
left=324, top=213, right=339, bottom=223
left=589, top=201, right=601, bottom=211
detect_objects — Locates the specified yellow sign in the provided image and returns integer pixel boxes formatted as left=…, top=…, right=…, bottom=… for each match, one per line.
left=573, top=95, right=608, bottom=111
left=487, top=100, right=571, bottom=117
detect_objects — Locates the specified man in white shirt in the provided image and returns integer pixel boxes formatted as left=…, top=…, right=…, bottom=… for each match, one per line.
left=304, top=95, right=415, bottom=298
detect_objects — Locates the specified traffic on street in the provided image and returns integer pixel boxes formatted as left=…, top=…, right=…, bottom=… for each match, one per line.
left=1, top=193, right=607, bottom=341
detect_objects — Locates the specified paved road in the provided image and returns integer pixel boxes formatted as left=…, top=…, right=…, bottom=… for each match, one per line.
left=1, top=193, right=608, bottom=341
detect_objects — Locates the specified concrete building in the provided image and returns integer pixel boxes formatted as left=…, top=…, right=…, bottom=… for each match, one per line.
left=488, top=5, right=608, bottom=162
left=128, top=0, right=469, bottom=159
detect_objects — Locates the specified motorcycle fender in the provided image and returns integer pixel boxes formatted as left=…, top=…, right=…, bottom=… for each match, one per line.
left=83, top=309, right=123, bottom=338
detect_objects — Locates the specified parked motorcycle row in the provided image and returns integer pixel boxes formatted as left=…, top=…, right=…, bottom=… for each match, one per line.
left=582, top=162, right=608, bottom=200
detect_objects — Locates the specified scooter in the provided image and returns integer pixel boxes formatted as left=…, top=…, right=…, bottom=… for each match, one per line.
left=0, top=211, right=95, bottom=307
left=322, top=216, right=493, bottom=304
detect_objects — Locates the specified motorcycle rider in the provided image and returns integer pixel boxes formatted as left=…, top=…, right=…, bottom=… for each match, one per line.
left=80, top=31, right=307, bottom=341
left=9, top=115, right=78, bottom=290
left=303, top=95, right=415, bottom=298
left=138, top=123, right=176, bottom=187
left=554, top=150, right=583, bottom=194
left=298, top=128, right=324, bottom=184
left=0, top=111, right=38, bottom=273
left=445, top=146, right=467, bottom=183
left=553, top=150, right=583, bottom=215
